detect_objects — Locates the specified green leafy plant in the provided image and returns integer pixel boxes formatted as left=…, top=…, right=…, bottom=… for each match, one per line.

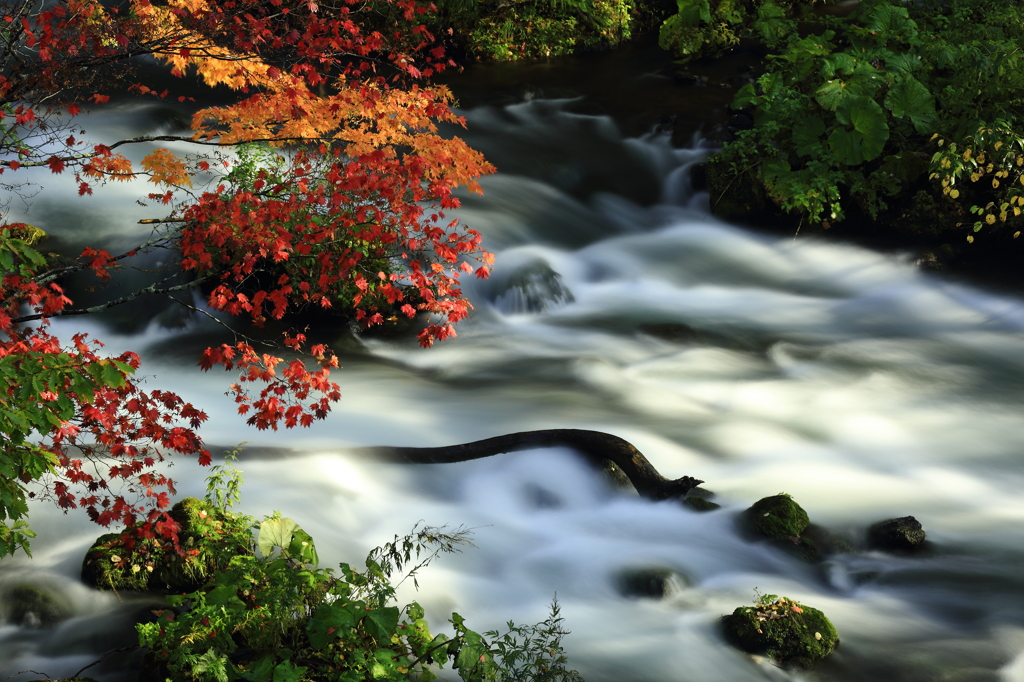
left=136, top=458, right=584, bottom=682
left=706, top=0, right=1024, bottom=240
left=435, top=0, right=634, bottom=60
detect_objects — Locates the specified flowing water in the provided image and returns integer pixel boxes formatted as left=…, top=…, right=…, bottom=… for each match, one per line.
left=5, top=51, right=1024, bottom=682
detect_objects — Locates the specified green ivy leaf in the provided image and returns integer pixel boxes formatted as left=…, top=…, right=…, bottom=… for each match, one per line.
left=884, top=77, right=936, bottom=133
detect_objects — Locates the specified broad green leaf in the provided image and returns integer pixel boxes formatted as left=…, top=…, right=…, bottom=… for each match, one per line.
left=816, top=80, right=854, bottom=111
left=867, top=3, right=915, bottom=38
left=272, top=660, right=307, bottom=682
left=287, top=528, right=319, bottom=566
left=206, top=583, right=245, bottom=607
left=820, top=52, right=857, bottom=79
left=675, top=0, right=708, bottom=27
left=884, top=77, right=936, bottom=133
left=363, top=606, right=400, bottom=641
left=307, top=601, right=358, bottom=649
left=830, top=96, right=890, bottom=164
left=793, top=115, right=826, bottom=157
left=258, top=516, right=300, bottom=557
left=885, top=53, right=924, bottom=76
left=732, top=82, right=758, bottom=109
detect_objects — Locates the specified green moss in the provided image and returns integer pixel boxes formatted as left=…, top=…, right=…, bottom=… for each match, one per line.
left=746, top=494, right=809, bottom=540
left=81, top=532, right=153, bottom=592
left=81, top=497, right=249, bottom=593
left=722, top=595, right=839, bottom=667
left=2, top=584, right=73, bottom=627
left=683, top=495, right=721, bottom=512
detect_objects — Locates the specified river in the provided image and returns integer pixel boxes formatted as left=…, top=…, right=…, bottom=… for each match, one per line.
left=2, top=43, right=1024, bottom=682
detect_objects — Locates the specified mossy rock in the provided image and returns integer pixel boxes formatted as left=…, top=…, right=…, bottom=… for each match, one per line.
left=1, top=583, right=73, bottom=627
left=82, top=497, right=248, bottom=593
left=723, top=596, right=839, bottom=668
left=744, top=494, right=809, bottom=541
left=682, top=494, right=721, bottom=512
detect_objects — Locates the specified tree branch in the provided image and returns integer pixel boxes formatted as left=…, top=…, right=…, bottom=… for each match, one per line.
left=12, top=275, right=213, bottom=324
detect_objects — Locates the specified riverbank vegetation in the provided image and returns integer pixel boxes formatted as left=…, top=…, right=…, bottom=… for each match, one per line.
left=661, top=0, right=1024, bottom=255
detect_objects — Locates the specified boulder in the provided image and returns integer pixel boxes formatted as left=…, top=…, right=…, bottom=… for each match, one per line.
left=722, top=595, right=839, bottom=668
left=682, top=493, right=720, bottom=512
left=1, top=583, right=72, bottom=627
left=614, top=567, right=689, bottom=599
left=867, top=516, right=927, bottom=552
left=82, top=497, right=247, bottom=593
left=745, top=494, right=809, bottom=540
left=741, top=494, right=819, bottom=562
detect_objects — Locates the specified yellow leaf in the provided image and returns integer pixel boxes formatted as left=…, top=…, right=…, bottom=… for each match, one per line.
left=986, top=213, right=996, bottom=224
left=141, top=148, right=192, bottom=188
left=967, top=234, right=975, bottom=242
left=950, top=189, right=960, bottom=199
left=993, top=178, right=1000, bottom=189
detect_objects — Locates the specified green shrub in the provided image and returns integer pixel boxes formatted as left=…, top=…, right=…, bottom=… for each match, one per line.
left=437, top=0, right=634, bottom=60
left=705, top=0, right=1024, bottom=239
left=134, top=453, right=584, bottom=682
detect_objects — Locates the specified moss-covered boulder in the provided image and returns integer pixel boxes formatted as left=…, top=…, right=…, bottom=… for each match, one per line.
left=82, top=497, right=248, bottom=593
left=722, top=595, right=839, bottom=668
left=867, top=516, right=927, bottom=552
left=746, top=494, right=809, bottom=539
left=682, top=494, right=721, bottom=512
left=740, top=494, right=819, bottom=561
left=1, top=583, right=73, bottom=627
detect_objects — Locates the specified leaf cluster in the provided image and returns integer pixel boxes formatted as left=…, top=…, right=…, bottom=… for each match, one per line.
left=137, top=468, right=584, bottom=682
left=709, top=0, right=1024, bottom=236
left=433, top=0, right=634, bottom=60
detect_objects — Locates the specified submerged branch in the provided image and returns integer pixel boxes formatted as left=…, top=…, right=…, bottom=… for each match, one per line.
left=353, top=429, right=703, bottom=500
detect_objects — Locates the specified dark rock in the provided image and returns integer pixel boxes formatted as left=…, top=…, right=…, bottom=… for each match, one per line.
left=867, top=516, right=927, bottom=552
left=615, top=567, right=688, bottom=599
left=1, top=583, right=72, bottom=627
left=722, top=595, right=839, bottom=668
left=804, top=523, right=855, bottom=557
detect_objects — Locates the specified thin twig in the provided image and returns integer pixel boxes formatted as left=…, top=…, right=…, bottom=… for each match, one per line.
left=12, top=275, right=212, bottom=323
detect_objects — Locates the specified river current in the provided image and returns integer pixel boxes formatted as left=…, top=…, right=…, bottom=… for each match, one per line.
left=3, top=57, right=1024, bottom=682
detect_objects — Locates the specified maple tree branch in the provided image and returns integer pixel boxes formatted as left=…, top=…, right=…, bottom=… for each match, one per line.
left=0, top=136, right=330, bottom=168
left=12, top=275, right=213, bottom=324
left=34, top=226, right=189, bottom=286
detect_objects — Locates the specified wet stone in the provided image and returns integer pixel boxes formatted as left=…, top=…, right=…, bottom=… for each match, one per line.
left=867, top=516, right=927, bottom=552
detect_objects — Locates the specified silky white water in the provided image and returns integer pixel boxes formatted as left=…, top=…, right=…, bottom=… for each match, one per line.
left=3, top=98, right=1024, bottom=682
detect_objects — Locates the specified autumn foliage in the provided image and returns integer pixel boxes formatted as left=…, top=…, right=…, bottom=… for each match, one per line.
left=0, top=0, right=494, bottom=554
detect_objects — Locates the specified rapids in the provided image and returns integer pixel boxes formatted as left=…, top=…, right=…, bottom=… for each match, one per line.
left=3, top=70, right=1024, bottom=682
